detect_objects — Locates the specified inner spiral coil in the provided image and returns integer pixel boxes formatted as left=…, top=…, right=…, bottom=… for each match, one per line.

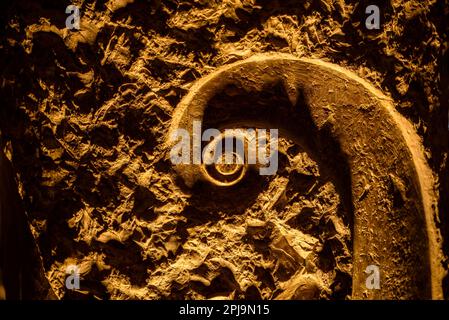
left=201, top=131, right=248, bottom=187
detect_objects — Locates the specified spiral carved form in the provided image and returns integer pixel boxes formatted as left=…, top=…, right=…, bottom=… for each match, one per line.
left=167, top=54, right=444, bottom=299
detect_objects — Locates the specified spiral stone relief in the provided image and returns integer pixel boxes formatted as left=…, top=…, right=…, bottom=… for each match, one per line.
left=1, top=0, right=448, bottom=302
left=166, top=54, right=444, bottom=299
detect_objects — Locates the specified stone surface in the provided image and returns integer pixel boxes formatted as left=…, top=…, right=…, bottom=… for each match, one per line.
left=0, top=0, right=448, bottom=299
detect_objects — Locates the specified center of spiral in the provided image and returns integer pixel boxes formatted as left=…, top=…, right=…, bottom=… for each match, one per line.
left=215, top=153, right=243, bottom=176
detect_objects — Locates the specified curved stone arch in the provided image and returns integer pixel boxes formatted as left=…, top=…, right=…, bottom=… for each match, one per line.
left=167, top=53, right=444, bottom=299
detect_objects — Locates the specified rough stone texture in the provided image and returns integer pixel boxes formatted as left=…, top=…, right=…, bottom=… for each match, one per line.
left=0, top=0, right=448, bottom=299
